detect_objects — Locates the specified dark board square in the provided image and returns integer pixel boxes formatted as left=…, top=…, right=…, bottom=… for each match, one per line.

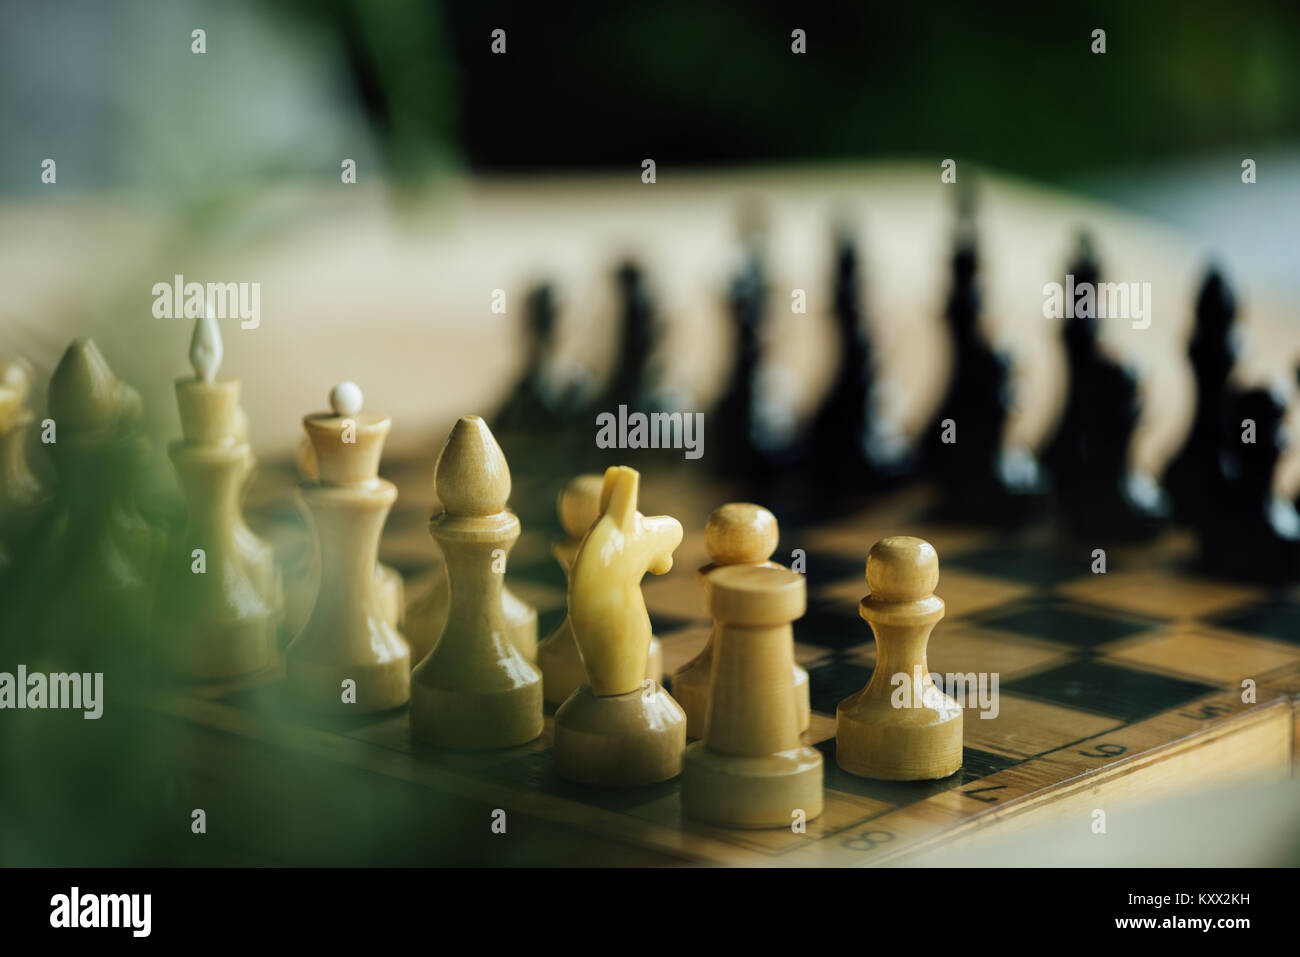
left=975, top=597, right=1161, bottom=648
left=816, top=738, right=1021, bottom=806
left=651, top=612, right=701, bottom=636
left=501, top=472, right=569, bottom=524
left=1211, top=599, right=1300, bottom=646
left=484, top=748, right=675, bottom=812
left=947, top=546, right=1089, bottom=586
left=801, top=551, right=868, bottom=590
left=797, top=600, right=868, bottom=651
left=508, top=557, right=567, bottom=591
left=741, top=481, right=850, bottom=529
left=1003, top=659, right=1215, bottom=722
left=538, top=607, right=564, bottom=641
left=805, top=657, right=874, bottom=713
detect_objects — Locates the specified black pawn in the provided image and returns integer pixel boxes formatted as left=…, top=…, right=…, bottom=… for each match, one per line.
left=1197, top=384, right=1300, bottom=582
left=1165, top=267, right=1242, bottom=520
left=1041, top=234, right=1167, bottom=540
left=808, top=231, right=913, bottom=488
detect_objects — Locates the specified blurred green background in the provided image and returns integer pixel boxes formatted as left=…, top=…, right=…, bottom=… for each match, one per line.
left=3, top=0, right=1299, bottom=186
left=4, top=0, right=1296, bottom=291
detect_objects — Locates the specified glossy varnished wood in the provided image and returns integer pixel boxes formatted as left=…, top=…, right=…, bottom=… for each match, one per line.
left=286, top=385, right=410, bottom=712
left=289, top=432, right=403, bottom=641
left=681, top=564, right=824, bottom=828
left=836, top=536, right=963, bottom=780
left=409, top=416, right=542, bottom=749
left=554, top=466, right=686, bottom=786
left=157, top=368, right=275, bottom=679
left=672, top=502, right=810, bottom=737
left=150, top=449, right=1300, bottom=865
left=538, top=473, right=662, bottom=704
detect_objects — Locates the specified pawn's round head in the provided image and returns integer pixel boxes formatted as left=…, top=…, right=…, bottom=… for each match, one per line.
left=558, top=474, right=605, bottom=539
left=866, top=536, right=938, bottom=601
left=705, top=502, right=778, bottom=566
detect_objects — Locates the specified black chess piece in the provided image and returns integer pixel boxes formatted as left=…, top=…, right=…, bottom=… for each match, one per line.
left=1041, top=233, right=1167, bottom=541
left=494, top=282, right=589, bottom=433
left=711, top=241, right=801, bottom=477
left=605, top=260, right=662, bottom=412
left=1164, top=267, right=1243, bottom=521
left=1197, top=383, right=1300, bottom=582
left=807, top=230, right=914, bottom=489
left=925, top=194, right=1046, bottom=521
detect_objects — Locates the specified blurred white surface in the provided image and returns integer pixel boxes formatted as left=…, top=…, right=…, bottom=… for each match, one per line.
left=907, top=776, right=1300, bottom=867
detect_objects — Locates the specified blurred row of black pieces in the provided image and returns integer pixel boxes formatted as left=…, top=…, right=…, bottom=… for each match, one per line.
left=492, top=202, right=1300, bottom=583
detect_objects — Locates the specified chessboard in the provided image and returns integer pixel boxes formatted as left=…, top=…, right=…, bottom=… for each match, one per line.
left=147, top=458, right=1300, bottom=867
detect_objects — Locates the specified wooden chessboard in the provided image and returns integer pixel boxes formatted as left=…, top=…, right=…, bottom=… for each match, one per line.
left=145, top=452, right=1300, bottom=866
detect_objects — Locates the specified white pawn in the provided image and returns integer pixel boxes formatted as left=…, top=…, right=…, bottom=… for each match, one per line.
left=836, top=536, right=962, bottom=780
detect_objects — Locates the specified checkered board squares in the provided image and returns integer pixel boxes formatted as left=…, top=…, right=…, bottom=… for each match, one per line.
left=804, top=658, right=875, bottom=713
left=815, top=738, right=1021, bottom=806
left=1001, top=660, right=1216, bottom=723
left=189, top=471, right=1300, bottom=867
left=960, top=694, right=1123, bottom=760
left=945, top=545, right=1090, bottom=587
left=969, top=596, right=1164, bottom=649
left=1055, top=569, right=1263, bottom=620
left=1101, top=626, right=1300, bottom=685
left=905, top=627, right=1073, bottom=682
left=1211, top=598, right=1300, bottom=646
